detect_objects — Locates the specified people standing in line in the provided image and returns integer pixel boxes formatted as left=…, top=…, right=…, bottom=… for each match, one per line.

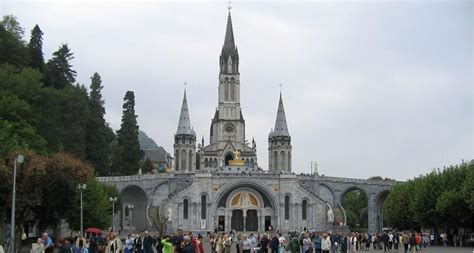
left=124, top=234, right=134, bottom=253
left=143, top=231, right=153, bottom=253
left=241, top=234, right=252, bottom=253
left=134, top=233, right=144, bottom=253
left=105, top=233, right=123, bottom=253
left=249, top=234, right=257, bottom=253
left=312, top=233, right=322, bottom=253
left=278, top=234, right=286, bottom=253
left=321, top=234, right=331, bottom=253
left=260, top=234, right=269, bottom=253
left=223, top=234, right=232, bottom=253
left=270, top=234, right=280, bottom=253
left=196, top=235, right=205, bottom=253
left=301, top=233, right=311, bottom=253
left=161, top=236, right=173, bottom=253
left=409, top=233, right=416, bottom=253
left=181, top=236, right=195, bottom=253
left=155, top=233, right=163, bottom=253
left=41, top=233, right=54, bottom=253
left=215, top=234, right=223, bottom=253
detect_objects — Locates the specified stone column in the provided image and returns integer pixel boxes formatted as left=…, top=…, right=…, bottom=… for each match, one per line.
left=367, top=193, right=377, bottom=234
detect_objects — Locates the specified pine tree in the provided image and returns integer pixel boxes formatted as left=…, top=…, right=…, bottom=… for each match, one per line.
left=28, top=24, right=44, bottom=72
left=86, top=73, right=115, bottom=176
left=45, top=44, right=77, bottom=89
left=115, top=91, right=144, bottom=175
left=0, top=15, right=24, bottom=40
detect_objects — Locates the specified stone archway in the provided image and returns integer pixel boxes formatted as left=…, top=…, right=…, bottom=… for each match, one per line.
left=340, top=187, right=369, bottom=230
left=121, top=185, right=148, bottom=231
left=213, top=180, right=279, bottom=232
left=375, top=190, right=390, bottom=232
left=224, top=152, right=234, bottom=166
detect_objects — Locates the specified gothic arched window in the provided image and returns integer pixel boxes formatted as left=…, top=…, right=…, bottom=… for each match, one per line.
left=285, top=195, right=290, bottom=220
left=183, top=199, right=189, bottom=219
left=204, top=158, right=208, bottom=168
left=181, top=150, right=187, bottom=172
left=224, top=81, right=229, bottom=101
left=188, top=151, right=193, bottom=171
left=273, top=151, right=278, bottom=171
left=230, top=81, right=235, bottom=101
left=175, top=150, right=180, bottom=171
left=250, top=159, right=254, bottom=168
left=201, top=195, right=207, bottom=219
left=302, top=200, right=308, bottom=220
left=280, top=151, right=286, bottom=171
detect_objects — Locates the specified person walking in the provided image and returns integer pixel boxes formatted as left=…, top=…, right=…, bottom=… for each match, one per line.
left=143, top=231, right=153, bottom=253
left=302, top=233, right=312, bottom=253
left=313, top=234, right=321, bottom=253
left=105, top=233, right=123, bottom=253
left=401, top=233, right=409, bottom=253
left=242, top=234, right=252, bottom=253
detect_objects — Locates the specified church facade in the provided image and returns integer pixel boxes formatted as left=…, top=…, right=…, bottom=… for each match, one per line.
left=98, top=11, right=393, bottom=234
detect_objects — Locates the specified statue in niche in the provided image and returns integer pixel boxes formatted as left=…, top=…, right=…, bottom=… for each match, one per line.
left=327, top=208, right=334, bottom=223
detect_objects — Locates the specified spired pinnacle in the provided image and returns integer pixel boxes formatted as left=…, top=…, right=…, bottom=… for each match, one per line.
left=271, top=92, right=290, bottom=137
left=220, top=9, right=239, bottom=74
left=176, top=88, right=195, bottom=136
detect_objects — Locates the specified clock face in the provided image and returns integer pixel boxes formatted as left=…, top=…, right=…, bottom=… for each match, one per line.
left=225, top=123, right=234, bottom=132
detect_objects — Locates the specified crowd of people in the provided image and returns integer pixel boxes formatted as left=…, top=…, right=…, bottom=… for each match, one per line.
left=22, top=228, right=461, bottom=253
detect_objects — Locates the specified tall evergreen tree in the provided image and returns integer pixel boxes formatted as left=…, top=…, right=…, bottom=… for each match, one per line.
left=115, top=91, right=144, bottom=175
left=86, top=73, right=115, bottom=176
left=28, top=25, right=44, bottom=72
left=45, top=44, right=76, bottom=89
left=0, top=15, right=24, bottom=40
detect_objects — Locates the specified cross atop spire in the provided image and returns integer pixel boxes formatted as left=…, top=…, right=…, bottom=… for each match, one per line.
left=227, top=0, right=232, bottom=11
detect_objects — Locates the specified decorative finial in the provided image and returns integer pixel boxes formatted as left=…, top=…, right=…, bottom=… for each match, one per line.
left=227, top=0, right=232, bottom=11
left=279, top=83, right=283, bottom=93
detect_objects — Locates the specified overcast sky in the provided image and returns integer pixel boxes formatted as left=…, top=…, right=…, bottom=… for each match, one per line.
left=3, top=0, right=473, bottom=180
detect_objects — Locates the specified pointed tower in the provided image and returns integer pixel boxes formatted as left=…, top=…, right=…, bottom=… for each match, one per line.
left=174, top=89, right=196, bottom=173
left=268, top=92, right=292, bottom=173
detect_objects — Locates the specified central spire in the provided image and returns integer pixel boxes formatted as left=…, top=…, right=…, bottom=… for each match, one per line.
left=220, top=11, right=239, bottom=74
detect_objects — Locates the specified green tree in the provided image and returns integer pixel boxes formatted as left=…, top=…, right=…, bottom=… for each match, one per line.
left=0, top=95, right=47, bottom=156
left=341, top=189, right=368, bottom=229
left=0, top=15, right=24, bottom=40
left=0, top=152, right=93, bottom=249
left=383, top=182, right=415, bottom=230
left=45, top=44, right=76, bottom=89
left=142, top=158, right=154, bottom=174
left=66, top=179, right=120, bottom=232
left=28, top=25, right=44, bottom=72
left=86, top=73, right=115, bottom=176
left=0, top=21, right=28, bottom=67
left=114, top=91, right=144, bottom=175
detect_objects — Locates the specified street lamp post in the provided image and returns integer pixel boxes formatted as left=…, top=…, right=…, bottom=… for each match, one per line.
left=11, top=154, right=24, bottom=253
left=109, top=197, right=117, bottom=232
left=127, top=204, right=134, bottom=233
left=77, top=183, right=87, bottom=236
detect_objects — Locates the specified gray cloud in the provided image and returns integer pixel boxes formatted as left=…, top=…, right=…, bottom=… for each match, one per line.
left=5, top=0, right=473, bottom=180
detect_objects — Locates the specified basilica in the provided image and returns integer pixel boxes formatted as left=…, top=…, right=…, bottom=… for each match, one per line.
left=99, top=10, right=393, bottom=234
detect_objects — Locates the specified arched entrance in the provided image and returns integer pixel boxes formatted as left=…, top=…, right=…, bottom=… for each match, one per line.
left=121, top=185, right=148, bottom=231
left=224, top=152, right=234, bottom=166
left=341, top=187, right=368, bottom=231
left=214, top=182, right=278, bottom=232
left=378, top=190, right=390, bottom=232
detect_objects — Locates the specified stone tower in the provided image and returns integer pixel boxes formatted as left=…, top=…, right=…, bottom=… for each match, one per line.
left=174, top=89, right=196, bottom=172
left=199, top=11, right=258, bottom=169
left=268, top=92, right=292, bottom=173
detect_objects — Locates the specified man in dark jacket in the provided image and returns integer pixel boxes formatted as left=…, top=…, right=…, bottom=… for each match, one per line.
left=381, top=232, right=389, bottom=252
left=135, top=233, right=144, bottom=253
left=143, top=231, right=153, bottom=253
left=270, top=235, right=279, bottom=253
left=181, top=236, right=195, bottom=253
